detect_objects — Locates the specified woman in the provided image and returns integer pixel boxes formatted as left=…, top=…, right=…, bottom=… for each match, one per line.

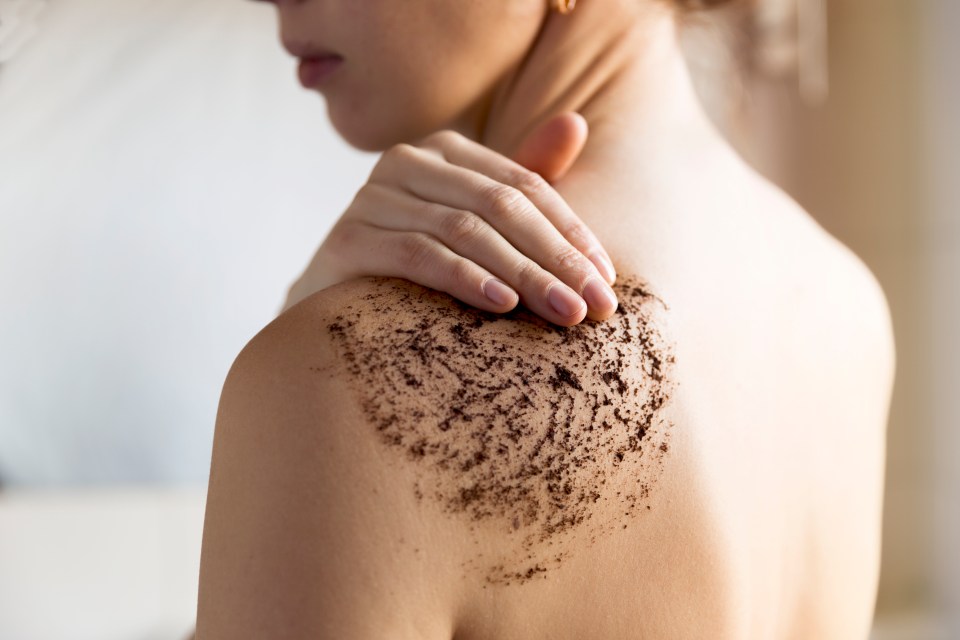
left=197, top=0, right=895, bottom=638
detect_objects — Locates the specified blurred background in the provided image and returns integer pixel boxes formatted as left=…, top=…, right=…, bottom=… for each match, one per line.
left=0, top=0, right=955, bottom=638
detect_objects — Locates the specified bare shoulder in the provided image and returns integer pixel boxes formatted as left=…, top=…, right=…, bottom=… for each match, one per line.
left=305, top=274, right=677, bottom=578
left=198, top=273, right=680, bottom=637
left=199, top=280, right=464, bottom=638
left=827, top=235, right=896, bottom=377
left=793, top=203, right=898, bottom=400
left=753, top=177, right=896, bottom=398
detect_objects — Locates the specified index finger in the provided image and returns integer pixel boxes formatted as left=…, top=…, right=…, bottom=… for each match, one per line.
left=420, top=131, right=617, bottom=286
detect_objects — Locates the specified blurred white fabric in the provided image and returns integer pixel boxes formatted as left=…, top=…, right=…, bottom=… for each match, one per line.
left=0, top=0, right=377, bottom=485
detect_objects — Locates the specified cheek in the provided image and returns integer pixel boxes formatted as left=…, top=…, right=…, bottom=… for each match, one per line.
left=322, top=41, right=446, bottom=151
left=323, top=3, right=542, bottom=151
left=317, top=2, right=446, bottom=149
left=323, top=40, right=474, bottom=149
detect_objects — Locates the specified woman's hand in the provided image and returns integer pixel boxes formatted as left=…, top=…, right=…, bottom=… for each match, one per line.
left=283, top=112, right=618, bottom=326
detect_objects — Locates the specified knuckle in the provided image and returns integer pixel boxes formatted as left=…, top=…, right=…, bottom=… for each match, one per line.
left=511, top=168, right=549, bottom=197
left=512, top=257, right=545, bottom=288
left=428, top=129, right=458, bottom=147
left=480, top=182, right=527, bottom=221
left=385, top=142, right=417, bottom=163
left=554, top=244, right=588, bottom=274
left=440, top=210, right=485, bottom=246
left=326, top=222, right=355, bottom=257
left=559, top=218, right=592, bottom=247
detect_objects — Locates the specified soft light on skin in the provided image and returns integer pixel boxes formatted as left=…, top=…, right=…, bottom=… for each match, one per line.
left=275, top=0, right=548, bottom=151
left=271, top=0, right=729, bottom=233
left=466, top=1, right=719, bottom=165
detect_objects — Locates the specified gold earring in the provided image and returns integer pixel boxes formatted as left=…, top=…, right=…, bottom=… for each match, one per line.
left=552, top=0, right=576, bottom=14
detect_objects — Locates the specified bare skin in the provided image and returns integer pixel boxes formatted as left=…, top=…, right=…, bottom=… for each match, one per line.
left=197, top=0, right=895, bottom=638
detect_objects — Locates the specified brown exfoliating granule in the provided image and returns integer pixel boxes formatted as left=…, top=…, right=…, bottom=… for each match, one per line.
left=321, top=274, right=676, bottom=586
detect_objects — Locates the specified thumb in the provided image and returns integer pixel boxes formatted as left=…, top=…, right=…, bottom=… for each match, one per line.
left=510, top=112, right=588, bottom=184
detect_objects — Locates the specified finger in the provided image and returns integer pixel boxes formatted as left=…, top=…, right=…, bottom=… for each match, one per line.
left=422, top=130, right=617, bottom=287
left=381, top=144, right=617, bottom=321
left=327, top=222, right=522, bottom=315
left=350, top=184, right=591, bottom=326
left=509, top=112, right=588, bottom=183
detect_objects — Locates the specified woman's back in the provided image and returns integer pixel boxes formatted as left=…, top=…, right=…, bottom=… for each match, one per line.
left=451, top=154, right=893, bottom=639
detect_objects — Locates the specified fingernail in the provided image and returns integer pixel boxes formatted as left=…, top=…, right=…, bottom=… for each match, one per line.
left=547, top=282, right=586, bottom=318
left=483, top=277, right=516, bottom=307
left=589, top=251, right=616, bottom=284
left=582, top=276, right=618, bottom=312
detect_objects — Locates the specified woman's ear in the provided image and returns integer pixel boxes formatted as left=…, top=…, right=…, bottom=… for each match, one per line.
left=510, top=111, right=589, bottom=183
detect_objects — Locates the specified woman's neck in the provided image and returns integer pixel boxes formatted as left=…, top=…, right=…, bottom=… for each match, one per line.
left=454, top=0, right=729, bottom=217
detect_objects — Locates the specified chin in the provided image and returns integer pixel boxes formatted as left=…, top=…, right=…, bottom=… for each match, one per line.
left=327, top=104, right=445, bottom=153
left=331, top=122, right=395, bottom=152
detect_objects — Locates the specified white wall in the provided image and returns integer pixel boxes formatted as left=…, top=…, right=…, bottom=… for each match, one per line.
left=0, top=0, right=377, bottom=485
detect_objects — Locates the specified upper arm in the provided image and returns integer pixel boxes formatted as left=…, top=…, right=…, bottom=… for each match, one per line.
left=196, top=293, right=459, bottom=640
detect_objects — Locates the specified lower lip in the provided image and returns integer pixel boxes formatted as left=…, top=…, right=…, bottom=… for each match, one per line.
left=298, top=56, right=343, bottom=88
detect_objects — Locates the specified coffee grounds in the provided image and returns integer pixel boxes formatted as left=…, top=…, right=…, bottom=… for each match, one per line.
left=322, top=274, right=675, bottom=586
